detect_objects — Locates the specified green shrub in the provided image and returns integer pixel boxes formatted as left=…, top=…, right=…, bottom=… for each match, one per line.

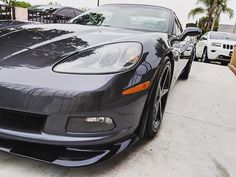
left=12, top=0, right=31, bottom=8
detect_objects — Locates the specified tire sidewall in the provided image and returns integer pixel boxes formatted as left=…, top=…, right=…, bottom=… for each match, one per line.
left=144, top=57, right=172, bottom=137
left=202, top=48, right=208, bottom=63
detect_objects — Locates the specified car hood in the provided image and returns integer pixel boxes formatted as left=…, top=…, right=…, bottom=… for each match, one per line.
left=209, top=39, right=236, bottom=45
left=0, top=23, right=146, bottom=69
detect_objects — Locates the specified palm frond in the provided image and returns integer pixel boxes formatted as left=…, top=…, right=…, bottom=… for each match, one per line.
left=196, top=0, right=215, bottom=7
left=214, top=0, right=234, bottom=19
left=222, top=7, right=234, bottom=18
left=188, top=7, right=206, bottom=19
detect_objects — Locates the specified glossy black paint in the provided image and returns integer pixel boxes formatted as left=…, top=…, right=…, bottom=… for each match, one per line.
left=0, top=20, right=39, bottom=29
left=0, top=135, right=138, bottom=167
left=0, top=4, right=200, bottom=167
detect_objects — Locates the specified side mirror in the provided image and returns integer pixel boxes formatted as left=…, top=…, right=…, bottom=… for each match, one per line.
left=201, top=36, right=207, bottom=41
left=179, top=27, right=202, bottom=41
left=170, top=27, right=202, bottom=45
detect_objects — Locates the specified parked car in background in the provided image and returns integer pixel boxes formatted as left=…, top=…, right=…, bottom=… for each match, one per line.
left=0, top=4, right=201, bottom=167
left=196, top=31, right=236, bottom=65
left=28, top=5, right=83, bottom=23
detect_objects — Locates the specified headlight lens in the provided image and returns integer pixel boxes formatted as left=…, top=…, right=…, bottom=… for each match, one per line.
left=53, top=42, right=142, bottom=74
left=211, top=42, right=221, bottom=47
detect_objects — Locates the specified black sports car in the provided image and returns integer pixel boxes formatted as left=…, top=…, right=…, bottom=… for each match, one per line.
left=0, top=4, right=201, bottom=167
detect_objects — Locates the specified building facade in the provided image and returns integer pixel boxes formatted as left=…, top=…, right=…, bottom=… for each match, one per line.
left=219, top=24, right=236, bottom=34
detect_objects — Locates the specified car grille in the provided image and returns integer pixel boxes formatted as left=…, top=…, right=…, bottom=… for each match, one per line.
left=223, top=44, right=234, bottom=50
left=0, top=108, right=47, bottom=133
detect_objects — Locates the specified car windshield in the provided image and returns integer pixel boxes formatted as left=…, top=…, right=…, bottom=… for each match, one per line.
left=210, top=32, right=236, bottom=41
left=71, top=5, right=171, bottom=32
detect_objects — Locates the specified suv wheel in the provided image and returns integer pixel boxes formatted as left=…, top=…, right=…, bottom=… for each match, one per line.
left=202, top=48, right=209, bottom=63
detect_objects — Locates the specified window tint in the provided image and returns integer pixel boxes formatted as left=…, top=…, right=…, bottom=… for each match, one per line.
left=200, top=33, right=208, bottom=40
left=74, top=9, right=82, bottom=16
left=55, top=8, right=75, bottom=18
left=72, top=5, right=171, bottom=32
left=174, top=18, right=182, bottom=36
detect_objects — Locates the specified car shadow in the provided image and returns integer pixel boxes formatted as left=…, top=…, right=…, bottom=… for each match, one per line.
left=0, top=134, right=160, bottom=176
left=194, top=60, right=226, bottom=66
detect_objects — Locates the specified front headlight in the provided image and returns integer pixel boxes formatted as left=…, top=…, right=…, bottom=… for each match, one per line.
left=53, top=42, right=142, bottom=74
left=211, top=42, right=221, bottom=47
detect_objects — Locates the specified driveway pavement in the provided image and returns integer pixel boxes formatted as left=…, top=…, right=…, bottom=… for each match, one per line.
left=0, top=62, right=235, bottom=177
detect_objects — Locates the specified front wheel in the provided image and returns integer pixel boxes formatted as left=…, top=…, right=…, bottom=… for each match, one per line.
left=202, top=48, right=209, bottom=63
left=144, top=58, right=172, bottom=137
left=221, top=61, right=229, bottom=66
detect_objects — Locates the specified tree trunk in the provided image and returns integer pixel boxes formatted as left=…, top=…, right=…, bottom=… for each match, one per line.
left=211, top=16, right=217, bottom=31
left=210, top=0, right=219, bottom=31
left=211, top=8, right=222, bottom=31
left=97, top=0, right=100, bottom=6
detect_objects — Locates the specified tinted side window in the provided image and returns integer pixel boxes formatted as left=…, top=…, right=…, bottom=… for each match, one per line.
left=74, top=9, right=82, bottom=16
left=56, top=8, right=75, bottom=18
left=174, top=18, right=182, bottom=36
left=200, top=33, right=208, bottom=40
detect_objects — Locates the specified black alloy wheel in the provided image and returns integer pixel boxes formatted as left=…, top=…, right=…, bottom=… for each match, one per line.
left=145, top=59, right=172, bottom=137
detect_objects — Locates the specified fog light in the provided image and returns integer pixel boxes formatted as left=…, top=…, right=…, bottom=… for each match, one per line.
left=67, top=117, right=115, bottom=133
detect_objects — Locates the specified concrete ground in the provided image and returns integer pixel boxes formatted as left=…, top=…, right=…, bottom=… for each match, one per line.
left=0, top=62, right=235, bottom=177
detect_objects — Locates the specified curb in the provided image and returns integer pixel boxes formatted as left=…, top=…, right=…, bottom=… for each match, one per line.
left=229, top=64, right=236, bottom=75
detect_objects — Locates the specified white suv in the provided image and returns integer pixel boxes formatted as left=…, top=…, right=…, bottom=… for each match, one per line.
left=196, top=31, right=236, bottom=65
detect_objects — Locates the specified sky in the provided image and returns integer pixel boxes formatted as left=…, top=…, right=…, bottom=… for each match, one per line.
left=26, top=0, right=236, bottom=27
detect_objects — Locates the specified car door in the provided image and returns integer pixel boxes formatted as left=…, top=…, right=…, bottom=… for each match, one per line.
left=172, top=16, right=192, bottom=77
left=196, top=33, right=208, bottom=57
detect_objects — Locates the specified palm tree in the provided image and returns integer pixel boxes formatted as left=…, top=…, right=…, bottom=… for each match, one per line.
left=188, top=0, right=216, bottom=31
left=189, top=0, right=234, bottom=32
left=0, top=0, right=11, bottom=5
left=211, top=0, right=234, bottom=31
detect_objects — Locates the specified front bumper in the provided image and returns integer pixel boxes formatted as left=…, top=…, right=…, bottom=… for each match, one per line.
left=208, top=47, right=233, bottom=61
left=0, top=69, right=150, bottom=166
left=0, top=135, right=139, bottom=167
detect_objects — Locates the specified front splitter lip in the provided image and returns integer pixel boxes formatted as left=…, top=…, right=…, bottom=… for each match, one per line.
left=0, top=135, right=139, bottom=167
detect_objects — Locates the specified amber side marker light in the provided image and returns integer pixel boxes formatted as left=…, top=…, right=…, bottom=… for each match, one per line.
left=122, top=81, right=151, bottom=95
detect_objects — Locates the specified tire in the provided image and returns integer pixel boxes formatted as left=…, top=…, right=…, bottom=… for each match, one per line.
left=194, top=56, right=199, bottom=62
left=179, top=47, right=195, bottom=80
left=221, top=61, right=229, bottom=66
left=193, top=48, right=199, bottom=62
left=144, top=57, right=172, bottom=138
left=202, top=48, right=209, bottom=63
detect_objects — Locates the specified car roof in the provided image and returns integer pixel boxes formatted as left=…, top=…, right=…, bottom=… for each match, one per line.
left=29, top=5, right=66, bottom=10
left=210, top=31, right=236, bottom=36
left=53, top=7, right=82, bottom=15
left=31, top=5, right=64, bottom=8
left=101, top=3, right=173, bottom=12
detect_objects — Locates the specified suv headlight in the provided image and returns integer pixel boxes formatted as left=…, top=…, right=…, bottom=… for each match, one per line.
left=211, top=42, right=221, bottom=47
left=53, top=42, right=142, bottom=74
